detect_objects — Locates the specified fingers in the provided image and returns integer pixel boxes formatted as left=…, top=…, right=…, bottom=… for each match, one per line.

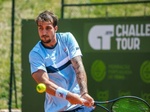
left=83, top=100, right=94, bottom=107
left=67, top=92, right=84, bottom=105
left=81, top=94, right=94, bottom=107
left=67, top=92, right=94, bottom=107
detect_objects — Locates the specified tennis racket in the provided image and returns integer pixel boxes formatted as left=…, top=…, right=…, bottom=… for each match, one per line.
left=94, top=96, right=150, bottom=112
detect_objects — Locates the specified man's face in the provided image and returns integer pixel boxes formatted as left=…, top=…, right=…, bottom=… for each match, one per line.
left=37, top=21, right=57, bottom=44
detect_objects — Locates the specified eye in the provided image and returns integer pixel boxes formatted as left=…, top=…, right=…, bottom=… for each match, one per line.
left=46, top=26, right=52, bottom=30
left=38, top=26, right=43, bottom=30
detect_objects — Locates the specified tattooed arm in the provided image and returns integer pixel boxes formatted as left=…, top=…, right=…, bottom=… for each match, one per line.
left=71, top=56, right=88, bottom=95
left=71, top=55, right=94, bottom=107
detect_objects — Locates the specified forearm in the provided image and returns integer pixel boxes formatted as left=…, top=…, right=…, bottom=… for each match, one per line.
left=31, top=66, right=91, bottom=106
left=32, top=69, right=58, bottom=96
left=32, top=70, right=83, bottom=105
left=71, top=56, right=88, bottom=95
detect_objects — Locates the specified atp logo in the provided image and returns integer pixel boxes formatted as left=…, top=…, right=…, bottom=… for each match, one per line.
left=88, top=25, right=114, bottom=50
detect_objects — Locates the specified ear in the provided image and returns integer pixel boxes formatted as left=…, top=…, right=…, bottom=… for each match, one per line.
left=54, top=26, right=58, bottom=32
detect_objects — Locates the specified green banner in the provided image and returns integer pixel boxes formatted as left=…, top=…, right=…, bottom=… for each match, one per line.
left=58, top=17, right=150, bottom=112
left=22, top=16, right=150, bottom=112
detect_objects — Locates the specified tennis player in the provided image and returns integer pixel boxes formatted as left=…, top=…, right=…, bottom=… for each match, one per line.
left=29, top=10, right=95, bottom=112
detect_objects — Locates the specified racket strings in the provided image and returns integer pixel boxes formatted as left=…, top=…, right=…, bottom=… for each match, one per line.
left=112, top=98, right=150, bottom=112
left=95, top=96, right=150, bottom=112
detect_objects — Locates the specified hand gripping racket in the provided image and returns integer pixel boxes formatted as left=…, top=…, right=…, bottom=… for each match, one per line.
left=94, top=96, right=150, bottom=112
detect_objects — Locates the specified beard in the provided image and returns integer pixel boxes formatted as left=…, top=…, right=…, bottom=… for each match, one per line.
left=41, top=39, right=51, bottom=43
left=41, top=35, right=51, bottom=43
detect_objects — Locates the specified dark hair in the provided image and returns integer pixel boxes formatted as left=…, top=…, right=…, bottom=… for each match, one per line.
left=35, top=10, right=58, bottom=27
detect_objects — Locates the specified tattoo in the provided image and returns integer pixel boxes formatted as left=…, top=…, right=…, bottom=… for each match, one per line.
left=71, top=56, right=88, bottom=94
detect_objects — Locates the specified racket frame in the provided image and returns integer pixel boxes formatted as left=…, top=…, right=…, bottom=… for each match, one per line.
left=94, top=96, right=150, bottom=112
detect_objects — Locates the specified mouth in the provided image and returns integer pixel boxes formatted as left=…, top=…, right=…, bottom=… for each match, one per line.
left=42, top=35, right=49, bottom=38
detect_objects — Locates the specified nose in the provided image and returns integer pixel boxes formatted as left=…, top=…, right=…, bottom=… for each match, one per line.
left=42, top=29, right=47, bottom=35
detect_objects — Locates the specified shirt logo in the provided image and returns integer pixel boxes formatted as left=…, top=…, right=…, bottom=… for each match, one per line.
left=64, top=48, right=67, bottom=52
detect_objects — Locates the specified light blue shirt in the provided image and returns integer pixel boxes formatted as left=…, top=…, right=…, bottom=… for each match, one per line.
left=29, top=32, right=82, bottom=112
